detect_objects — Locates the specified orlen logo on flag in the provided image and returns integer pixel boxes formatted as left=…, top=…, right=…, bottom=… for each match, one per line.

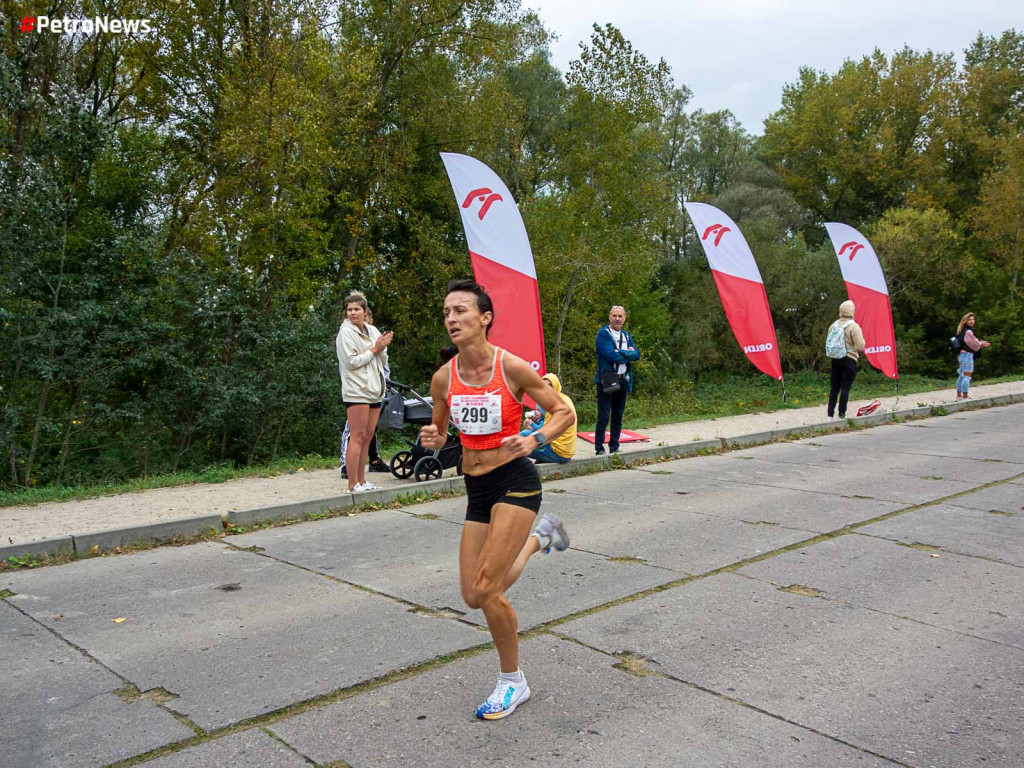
left=702, top=223, right=731, bottom=247
left=743, top=342, right=774, bottom=353
left=839, top=241, right=864, bottom=261
left=19, top=15, right=153, bottom=34
left=461, top=187, right=503, bottom=220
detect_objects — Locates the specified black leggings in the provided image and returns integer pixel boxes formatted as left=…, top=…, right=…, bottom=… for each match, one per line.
left=828, top=357, right=858, bottom=418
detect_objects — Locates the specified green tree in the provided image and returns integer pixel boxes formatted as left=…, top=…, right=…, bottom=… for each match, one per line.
left=763, top=48, right=956, bottom=223
left=869, top=207, right=966, bottom=371
left=972, top=135, right=1024, bottom=300
left=525, top=24, right=672, bottom=389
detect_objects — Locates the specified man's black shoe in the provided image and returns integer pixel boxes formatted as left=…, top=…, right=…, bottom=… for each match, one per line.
left=340, top=467, right=348, bottom=479
left=368, top=459, right=390, bottom=473
left=595, top=447, right=605, bottom=455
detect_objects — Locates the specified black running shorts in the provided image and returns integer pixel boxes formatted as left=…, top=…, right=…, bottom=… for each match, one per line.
left=463, top=457, right=542, bottom=524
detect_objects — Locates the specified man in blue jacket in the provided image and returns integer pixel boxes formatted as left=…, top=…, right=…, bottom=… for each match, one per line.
left=594, top=305, right=641, bottom=455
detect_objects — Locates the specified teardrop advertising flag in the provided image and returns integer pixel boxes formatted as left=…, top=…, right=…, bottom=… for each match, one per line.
left=823, top=223, right=898, bottom=379
left=440, top=152, right=546, bottom=375
left=684, top=202, right=783, bottom=381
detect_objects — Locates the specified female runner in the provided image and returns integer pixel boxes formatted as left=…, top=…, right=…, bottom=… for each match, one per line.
left=420, top=279, right=574, bottom=720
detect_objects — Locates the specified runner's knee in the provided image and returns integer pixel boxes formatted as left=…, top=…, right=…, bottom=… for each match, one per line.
left=472, top=572, right=503, bottom=605
left=461, top=586, right=481, bottom=610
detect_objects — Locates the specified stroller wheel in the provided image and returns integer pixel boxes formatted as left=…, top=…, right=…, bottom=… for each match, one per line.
left=390, top=451, right=415, bottom=479
left=414, top=456, right=443, bottom=482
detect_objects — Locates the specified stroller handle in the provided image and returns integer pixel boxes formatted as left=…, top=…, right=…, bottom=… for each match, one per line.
left=387, top=379, right=458, bottom=433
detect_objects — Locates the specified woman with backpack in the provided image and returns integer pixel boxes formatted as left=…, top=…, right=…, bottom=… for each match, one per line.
left=825, top=300, right=866, bottom=420
left=954, top=313, right=991, bottom=400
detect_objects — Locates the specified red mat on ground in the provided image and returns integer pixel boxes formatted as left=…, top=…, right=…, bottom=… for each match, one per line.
left=577, top=429, right=650, bottom=444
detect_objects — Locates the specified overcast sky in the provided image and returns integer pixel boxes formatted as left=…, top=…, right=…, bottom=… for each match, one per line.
left=524, top=0, right=1021, bottom=134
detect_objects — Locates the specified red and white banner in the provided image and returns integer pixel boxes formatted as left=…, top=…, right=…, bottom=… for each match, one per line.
left=824, top=223, right=898, bottom=379
left=441, top=152, right=546, bottom=374
left=684, top=202, right=783, bottom=381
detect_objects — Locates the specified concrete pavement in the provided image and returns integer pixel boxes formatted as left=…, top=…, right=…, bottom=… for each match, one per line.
left=2, top=402, right=1023, bottom=767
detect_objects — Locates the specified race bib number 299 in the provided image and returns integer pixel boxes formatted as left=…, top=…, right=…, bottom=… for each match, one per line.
left=451, top=394, right=502, bottom=436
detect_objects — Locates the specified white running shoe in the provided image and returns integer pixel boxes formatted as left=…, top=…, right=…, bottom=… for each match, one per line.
left=362, top=481, right=379, bottom=491
left=475, top=674, right=530, bottom=720
left=532, top=514, right=569, bottom=553
left=351, top=483, right=366, bottom=492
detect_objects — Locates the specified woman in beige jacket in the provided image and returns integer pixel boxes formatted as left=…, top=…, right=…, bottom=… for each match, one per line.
left=336, top=291, right=392, bottom=492
left=827, top=300, right=866, bottom=420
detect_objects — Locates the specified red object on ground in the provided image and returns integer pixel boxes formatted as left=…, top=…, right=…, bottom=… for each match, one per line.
left=856, top=400, right=882, bottom=417
left=577, top=430, right=650, bottom=445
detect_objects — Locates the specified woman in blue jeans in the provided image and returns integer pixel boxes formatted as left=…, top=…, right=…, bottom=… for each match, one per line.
left=955, top=313, right=991, bottom=399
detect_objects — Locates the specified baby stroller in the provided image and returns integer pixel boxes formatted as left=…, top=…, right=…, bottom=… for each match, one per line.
left=381, top=380, right=463, bottom=482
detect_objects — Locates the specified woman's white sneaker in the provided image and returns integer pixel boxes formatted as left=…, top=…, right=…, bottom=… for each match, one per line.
left=475, top=674, right=530, bottom=720
left=532, top=514, right=569, bottom=553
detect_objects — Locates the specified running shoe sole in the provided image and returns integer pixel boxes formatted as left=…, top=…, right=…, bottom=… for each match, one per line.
left=478, top=687, right=530, bottom=720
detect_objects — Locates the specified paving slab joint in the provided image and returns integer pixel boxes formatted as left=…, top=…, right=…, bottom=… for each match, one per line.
left=408, top=606, right=469, bottom=621
left=612, top=651, right=664, bottom=678
left=778, top=584, right=823, bottom=598
left=260, top=727, right=324, bottom=766
left=113, top=684, right=178, bottom=706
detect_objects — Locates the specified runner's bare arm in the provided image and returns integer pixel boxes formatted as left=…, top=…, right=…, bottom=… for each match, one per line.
left=419, top=365, right=451, bottom=451
left=500, top=355, right=574, bottom=458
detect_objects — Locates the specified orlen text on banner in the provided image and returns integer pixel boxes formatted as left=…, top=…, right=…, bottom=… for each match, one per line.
left=440, top=153, right=546, bottom=376
left=823, top=223, right=898, bottom=380
left=683, top=202, right=784, bottom=381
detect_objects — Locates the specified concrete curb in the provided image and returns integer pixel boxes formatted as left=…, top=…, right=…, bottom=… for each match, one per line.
left=725, top=431, right=776, bottom=448
left=72, top=515, right=223, bottom=555
left=5, top=391, right=1024, bottom=563
left=226, top=476, right=458, bottom=528
left=228, top=494, right=355, bottom=528
left=0, top=536, right=75, bottom=562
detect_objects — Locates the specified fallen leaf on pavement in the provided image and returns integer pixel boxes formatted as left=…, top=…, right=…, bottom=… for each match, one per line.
left=112, top=617, right=127, bottom=623
left=52, top=614, right=63, bottom=620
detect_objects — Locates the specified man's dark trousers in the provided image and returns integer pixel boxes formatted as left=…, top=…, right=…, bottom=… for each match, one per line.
left=595, top=383, right=628, bottom=453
